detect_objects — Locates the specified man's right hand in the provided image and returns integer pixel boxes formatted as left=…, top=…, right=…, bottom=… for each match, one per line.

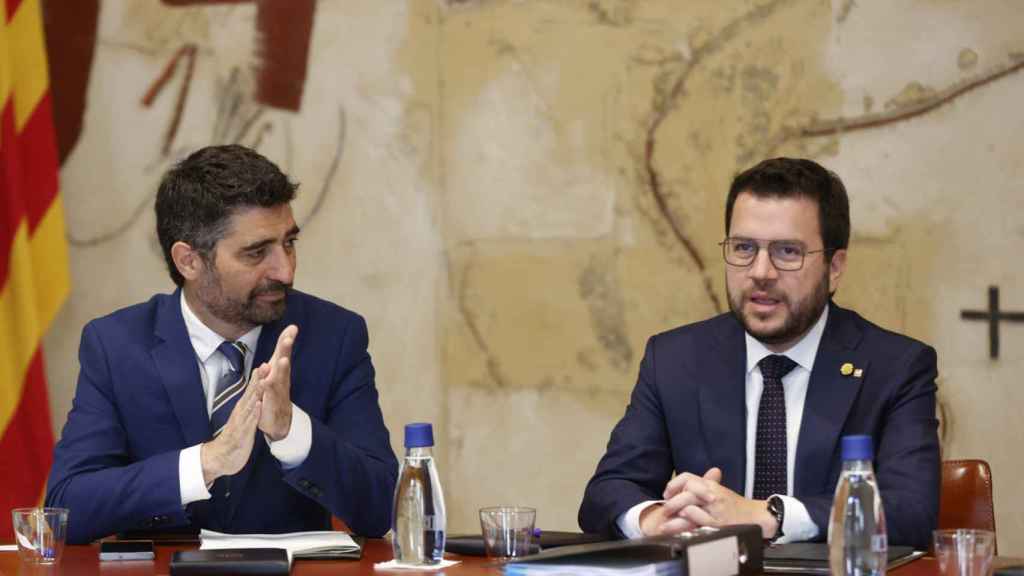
left=639, top=468, right=722, bottom=536
left=200, top=364, right=269, bottom=485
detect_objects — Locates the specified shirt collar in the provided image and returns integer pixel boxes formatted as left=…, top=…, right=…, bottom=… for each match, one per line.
left=180, top=291, right=261, bottom=362
left=745, top=304, right=829, bottom=375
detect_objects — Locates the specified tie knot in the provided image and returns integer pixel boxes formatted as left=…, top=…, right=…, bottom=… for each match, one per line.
left=217, top=341, right=247, bottom=372
left=759, top=354, right=797, bottom=381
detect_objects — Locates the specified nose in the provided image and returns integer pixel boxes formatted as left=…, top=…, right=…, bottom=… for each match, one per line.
left=267, top=246, right=296, bottom=285
left=748, top=246, right=778, bottom=281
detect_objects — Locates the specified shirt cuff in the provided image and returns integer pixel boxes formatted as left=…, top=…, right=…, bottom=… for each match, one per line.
left=776, top=495, right=819, bottom=543
left=266, top=403, right=312, bottom=469
left=616, top=500, right=663, bottom=539
left=179, top=445, right=211, bottom=506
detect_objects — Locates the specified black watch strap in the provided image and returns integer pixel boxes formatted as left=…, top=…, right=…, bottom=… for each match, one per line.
left=767, top=495, right=785, bottom=543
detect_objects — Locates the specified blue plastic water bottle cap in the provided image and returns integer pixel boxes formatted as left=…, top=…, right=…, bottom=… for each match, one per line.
left=841, top=435, right=873, bottom=461
left=404, top=422, right=434, bottom=448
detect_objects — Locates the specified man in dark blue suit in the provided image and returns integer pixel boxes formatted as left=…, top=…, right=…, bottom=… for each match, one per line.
left=47, top=145, right=398, bottom=544
left=579, top=158, right=939, bottom=549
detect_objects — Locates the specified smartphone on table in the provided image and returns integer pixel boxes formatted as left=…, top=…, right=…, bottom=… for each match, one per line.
left=99, top=540, right=155, bottom=561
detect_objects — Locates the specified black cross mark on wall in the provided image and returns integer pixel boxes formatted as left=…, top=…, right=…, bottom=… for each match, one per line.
left=960, top=286, right=1024, bottom=359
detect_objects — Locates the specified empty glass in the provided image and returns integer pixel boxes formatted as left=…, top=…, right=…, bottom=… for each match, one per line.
left=479, top=506, right=535, bottom=560
left=11, top=508, right=69, bottom=565
left=934, top=529, right=996, bottom=576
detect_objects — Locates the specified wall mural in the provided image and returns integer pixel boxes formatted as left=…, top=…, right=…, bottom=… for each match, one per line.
left=42, top=0, right=341, bottom=250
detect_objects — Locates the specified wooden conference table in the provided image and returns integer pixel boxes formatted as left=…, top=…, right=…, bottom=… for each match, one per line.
left=1, top=538, right=1020, bottom=575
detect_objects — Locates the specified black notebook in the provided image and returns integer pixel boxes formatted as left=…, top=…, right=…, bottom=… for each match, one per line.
left=170, top=548, right=290, bottom=576
left=764, top=543, right=925, bottom=574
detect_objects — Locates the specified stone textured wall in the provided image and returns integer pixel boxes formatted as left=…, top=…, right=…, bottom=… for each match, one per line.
left=44, top=0, right=1024, bottom=553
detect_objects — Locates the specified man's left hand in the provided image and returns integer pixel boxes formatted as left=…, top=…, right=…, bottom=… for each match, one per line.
left=258, top=324, right=298, bottom=441
left=662, top=467, right=778, bottom=539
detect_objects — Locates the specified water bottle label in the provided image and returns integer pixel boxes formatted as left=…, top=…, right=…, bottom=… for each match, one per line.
left=423, top=515, right=442, bottom=530
left=871, top=534, right=888, bottom=552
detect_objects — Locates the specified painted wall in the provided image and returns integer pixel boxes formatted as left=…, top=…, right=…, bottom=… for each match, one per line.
left=42, top=0, right=1024, bottom=553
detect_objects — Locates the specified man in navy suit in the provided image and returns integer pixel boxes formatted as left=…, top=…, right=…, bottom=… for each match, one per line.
left=579, top=158, right=939, bottom=549
left=47, top=145, right=398, bottom=544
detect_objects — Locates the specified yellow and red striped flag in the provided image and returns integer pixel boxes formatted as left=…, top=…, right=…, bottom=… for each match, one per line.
left=0, top=0, right=71, bottom=539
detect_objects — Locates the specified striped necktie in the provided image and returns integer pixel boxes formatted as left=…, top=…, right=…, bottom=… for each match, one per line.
left=753, top=354, right=798, bottom=500
left=210, top=341, right=248, bottom=437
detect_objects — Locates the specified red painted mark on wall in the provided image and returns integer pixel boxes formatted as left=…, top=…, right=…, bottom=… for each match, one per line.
left=161, top=0, right=316, bottom=111
left=140, top=44, right=198, bottom=156
left=41, top=0, right=316, bottom=161
left=40, top=0, right=100, bottom=164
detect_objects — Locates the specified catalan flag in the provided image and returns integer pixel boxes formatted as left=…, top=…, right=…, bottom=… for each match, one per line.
left=0, top=0, right=71, bottom=539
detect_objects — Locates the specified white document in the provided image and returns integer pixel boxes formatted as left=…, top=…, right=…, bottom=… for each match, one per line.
left=374, top=559, right=461, bottom=571
left=200, top=529, right=360, bottom=564
left=686, top=535, right=738, bottom=576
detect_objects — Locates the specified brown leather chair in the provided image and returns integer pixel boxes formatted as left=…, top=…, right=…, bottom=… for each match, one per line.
left=939, top=459, right=997, bottom=553
left=331, top=516, right=351, bottom=532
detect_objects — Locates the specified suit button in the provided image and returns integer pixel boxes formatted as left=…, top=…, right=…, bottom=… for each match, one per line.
left=225, top=490, right=231, bottom=499
left=299, top=479, right=310, bottom=488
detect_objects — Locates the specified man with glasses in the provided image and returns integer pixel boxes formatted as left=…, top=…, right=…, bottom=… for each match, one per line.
left=579, top=157, right=939, bottom=548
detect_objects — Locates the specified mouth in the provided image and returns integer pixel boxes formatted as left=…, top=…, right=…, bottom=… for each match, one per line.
left=253, top=289, right=286, bottom=303
left=747, top=291, right=783, bottom=313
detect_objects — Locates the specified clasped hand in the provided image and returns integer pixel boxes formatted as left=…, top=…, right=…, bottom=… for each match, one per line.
left=201, top=325, right=298, bottom=484
left=640, top=467, right=777, bottom=539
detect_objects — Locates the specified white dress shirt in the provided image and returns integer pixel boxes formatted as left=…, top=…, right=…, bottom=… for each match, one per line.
left=177, top=291, right=313, bottom=506
left=617, top=307, right=829, bottom=542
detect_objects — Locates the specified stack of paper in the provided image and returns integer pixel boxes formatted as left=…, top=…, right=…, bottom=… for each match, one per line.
left=200, top=529, right=361, bottom=563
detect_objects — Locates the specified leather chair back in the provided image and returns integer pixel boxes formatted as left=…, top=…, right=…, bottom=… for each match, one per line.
left=939, top=459, right=997, bottom=553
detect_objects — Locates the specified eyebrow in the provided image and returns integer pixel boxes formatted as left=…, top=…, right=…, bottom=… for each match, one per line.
left=729, top=236, right=804, bottom=244
left=240, top=225, right=301, bottom=252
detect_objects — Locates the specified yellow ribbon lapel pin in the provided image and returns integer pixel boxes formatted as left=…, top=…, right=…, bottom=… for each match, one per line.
left=840, top=363, right=864, bottom=378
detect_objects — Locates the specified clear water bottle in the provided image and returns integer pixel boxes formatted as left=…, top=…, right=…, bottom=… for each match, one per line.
left=828, top=435, right=888, bottom=576
left=391, top=423, right=446, bottom=565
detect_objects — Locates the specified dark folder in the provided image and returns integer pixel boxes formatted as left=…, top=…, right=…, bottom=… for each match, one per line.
left=506, top=525, right=764, bottom=576
left=445, top=530, right=606, bottom=556
left=764, top=543, right=925, bottom=574
left=170, top=548, right=290, bottom=576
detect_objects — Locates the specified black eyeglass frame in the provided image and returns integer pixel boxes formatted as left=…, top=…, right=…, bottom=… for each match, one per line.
left=718, top=237, right=832, bottom=271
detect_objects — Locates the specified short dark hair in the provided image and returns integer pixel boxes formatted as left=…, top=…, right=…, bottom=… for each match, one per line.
left=725, top=157, right=850, bottom=256
left=155, top=145, right=298, bottom=286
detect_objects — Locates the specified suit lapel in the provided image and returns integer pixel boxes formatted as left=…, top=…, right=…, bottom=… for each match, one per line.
left=699, top=315, right=748, bottom=494
left=794, top=304, right=868, bottom=497
left=152, top=290, right=212, bottom=446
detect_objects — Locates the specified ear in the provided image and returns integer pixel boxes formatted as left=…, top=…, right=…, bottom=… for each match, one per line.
left=828, top=248, right=847, bottom=294
left=170, top=241, right=206, bottom=283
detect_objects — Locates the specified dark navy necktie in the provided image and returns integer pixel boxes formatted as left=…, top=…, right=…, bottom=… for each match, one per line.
left=753, top=354, right=798, bottom=500
left=190, top=341, right=249, bottom=531
left=210, top=341, right=248, bottom=437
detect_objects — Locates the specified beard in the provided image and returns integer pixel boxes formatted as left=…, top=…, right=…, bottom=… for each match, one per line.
left=728, top=269, right=830, bottom=348
left=196, top=266, right=290, bottom=330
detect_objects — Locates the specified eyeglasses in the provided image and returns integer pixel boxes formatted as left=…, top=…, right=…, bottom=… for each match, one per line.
left=719, top=237, right=828, bottom=271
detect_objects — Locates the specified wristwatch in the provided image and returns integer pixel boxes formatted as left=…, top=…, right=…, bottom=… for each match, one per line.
left=766, top=495, right=785, bottom=543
